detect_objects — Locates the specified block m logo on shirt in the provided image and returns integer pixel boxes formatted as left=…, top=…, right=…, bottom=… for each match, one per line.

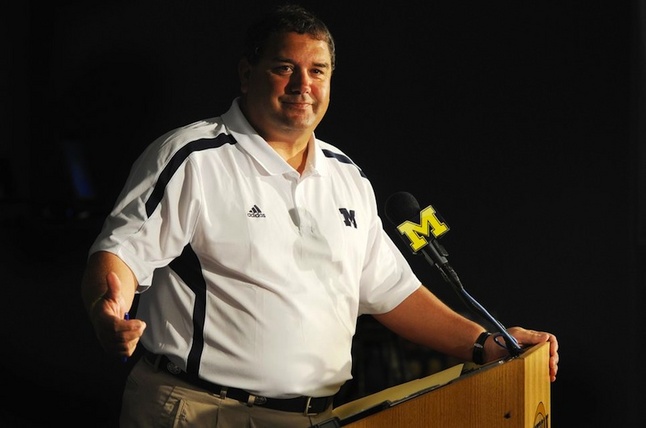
left=338, top=208, right=357, bottom=228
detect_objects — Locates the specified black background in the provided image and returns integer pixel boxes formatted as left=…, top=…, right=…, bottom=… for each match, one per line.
left=2, top=1, right=645, bottom=426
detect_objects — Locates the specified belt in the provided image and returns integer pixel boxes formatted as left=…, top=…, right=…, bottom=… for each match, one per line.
left=143, top=351, right=334, bottom=415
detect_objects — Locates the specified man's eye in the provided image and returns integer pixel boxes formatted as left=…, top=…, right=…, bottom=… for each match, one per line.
left=311, top=69, right=328, bottom=79
left=274, top=65, right=293, bottom=74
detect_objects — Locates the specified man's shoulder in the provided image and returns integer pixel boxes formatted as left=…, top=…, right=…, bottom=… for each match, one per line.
left=153, top=117, right=234, bottom=152
left=317, top=139, right=366, bottom=178
left=163, top=117, right=228, bottom=143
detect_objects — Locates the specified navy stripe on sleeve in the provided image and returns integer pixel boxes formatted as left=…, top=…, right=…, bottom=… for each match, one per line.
left=322, top=148, right=367, bottom=178
left=145, top=134, right=237, bottom=217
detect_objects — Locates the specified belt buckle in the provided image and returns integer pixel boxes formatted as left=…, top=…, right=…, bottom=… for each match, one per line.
left=303, top=396, right=313, bottom=416
left=166, top=360, right=182, bottom=375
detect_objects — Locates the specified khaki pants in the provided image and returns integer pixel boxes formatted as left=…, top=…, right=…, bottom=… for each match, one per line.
left=119, top=357, right=336, bottom=428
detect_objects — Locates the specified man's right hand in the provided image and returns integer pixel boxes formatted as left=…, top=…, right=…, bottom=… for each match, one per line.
left=89, top=271, right=146, bottom=359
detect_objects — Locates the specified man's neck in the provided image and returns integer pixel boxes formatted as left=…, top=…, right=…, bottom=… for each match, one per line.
left=267, top=138, right=310, bottom=173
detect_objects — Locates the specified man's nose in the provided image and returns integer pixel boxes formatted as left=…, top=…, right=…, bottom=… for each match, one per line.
left=288, top=70, right=311, bottom=94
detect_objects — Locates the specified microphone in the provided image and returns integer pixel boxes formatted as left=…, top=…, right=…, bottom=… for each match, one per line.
left=384, top=191, right=522, bottom=357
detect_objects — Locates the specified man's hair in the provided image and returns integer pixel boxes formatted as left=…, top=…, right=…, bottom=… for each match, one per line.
left=242, top=4, right=336, bottom=70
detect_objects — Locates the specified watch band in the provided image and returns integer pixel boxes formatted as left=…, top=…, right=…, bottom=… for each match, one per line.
left=472, top=331, right=492, bottom=365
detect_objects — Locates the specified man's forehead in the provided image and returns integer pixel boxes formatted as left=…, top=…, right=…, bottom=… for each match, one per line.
left=264, top=32, right=332, bottom=62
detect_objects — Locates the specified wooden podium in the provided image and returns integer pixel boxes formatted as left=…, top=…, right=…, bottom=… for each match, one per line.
left=317, top=342, right=550, bottom=428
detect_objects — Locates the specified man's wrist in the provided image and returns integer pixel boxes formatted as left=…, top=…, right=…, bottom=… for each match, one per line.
left=472, top=331, right=491, bottom=365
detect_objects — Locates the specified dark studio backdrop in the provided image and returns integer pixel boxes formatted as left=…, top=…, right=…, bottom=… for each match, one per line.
left=2, top=1, right=645, bottom=426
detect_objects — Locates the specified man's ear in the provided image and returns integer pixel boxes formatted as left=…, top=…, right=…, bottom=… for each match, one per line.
left=238, top=58, right=251, bottom=93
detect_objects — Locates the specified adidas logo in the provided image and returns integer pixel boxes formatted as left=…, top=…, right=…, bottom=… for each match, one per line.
left=247, top=205, right=266, bottom=218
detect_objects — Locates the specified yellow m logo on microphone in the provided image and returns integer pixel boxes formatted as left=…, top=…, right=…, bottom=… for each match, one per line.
left=396, top=205, right=450, bottom=253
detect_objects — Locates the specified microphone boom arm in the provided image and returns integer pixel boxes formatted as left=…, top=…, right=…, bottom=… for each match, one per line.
left=420, top=242, right=522, bottom=357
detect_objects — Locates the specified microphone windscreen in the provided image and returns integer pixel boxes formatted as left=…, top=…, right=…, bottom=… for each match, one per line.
left=384, top=191, right=421, bottom=226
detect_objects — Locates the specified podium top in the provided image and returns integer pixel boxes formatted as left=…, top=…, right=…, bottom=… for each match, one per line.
left=332, top=363, right=464, bottom=422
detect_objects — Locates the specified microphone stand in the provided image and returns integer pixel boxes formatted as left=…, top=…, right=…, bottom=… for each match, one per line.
left=420, top=239, right=522, bottom=357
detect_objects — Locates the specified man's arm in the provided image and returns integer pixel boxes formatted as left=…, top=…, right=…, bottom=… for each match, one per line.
left=81, top=251, right=146, bottom=358
left=373, top=285, right=559, bottom=381
left=373, top=285, right=484, bottom=361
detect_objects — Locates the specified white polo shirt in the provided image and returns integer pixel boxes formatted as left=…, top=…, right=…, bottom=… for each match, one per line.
left=90, top=98, right=421, bottom=398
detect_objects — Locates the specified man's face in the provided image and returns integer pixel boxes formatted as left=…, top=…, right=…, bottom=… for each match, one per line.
left=239, top=31, right=332, bottom=141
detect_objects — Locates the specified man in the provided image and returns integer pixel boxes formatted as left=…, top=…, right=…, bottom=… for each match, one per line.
left=81, top=4, right=559, bottom=427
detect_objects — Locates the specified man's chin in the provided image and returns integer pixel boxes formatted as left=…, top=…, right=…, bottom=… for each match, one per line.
left=281, top=115, right=317, bottom=131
